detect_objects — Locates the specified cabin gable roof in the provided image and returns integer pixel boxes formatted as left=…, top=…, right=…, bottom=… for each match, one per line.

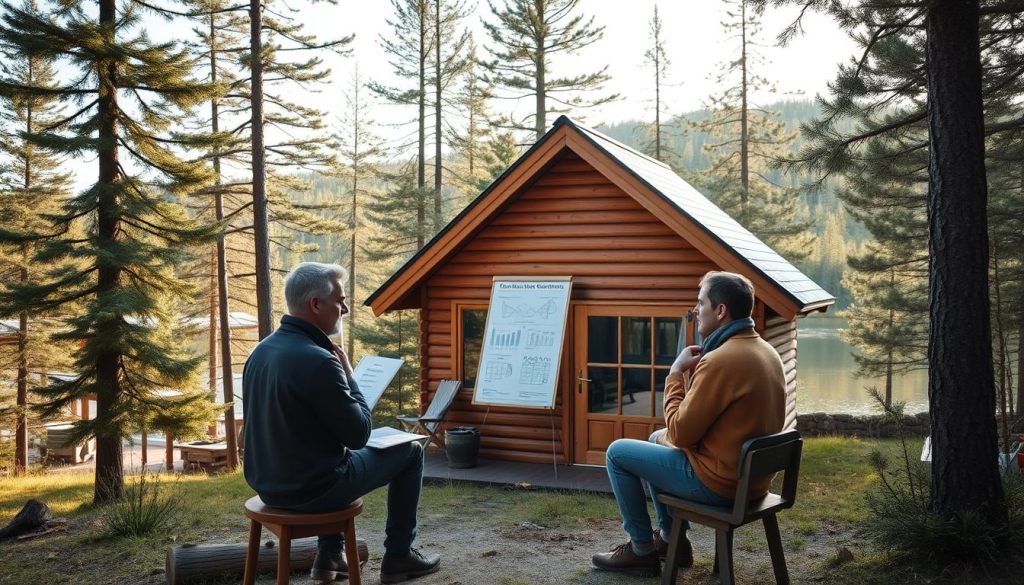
left=366, top=116, right=834, bottom=319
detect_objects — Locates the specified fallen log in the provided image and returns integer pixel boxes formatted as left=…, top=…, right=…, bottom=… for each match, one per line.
left=0, top=499, right=58, bottom=541
left=165, top=537, right=368, bottom=585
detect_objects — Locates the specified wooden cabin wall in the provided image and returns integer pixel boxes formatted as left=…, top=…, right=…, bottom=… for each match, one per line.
left=763, top=313, right=799, bottom=430
left=419, top=152, right=721, bottom=463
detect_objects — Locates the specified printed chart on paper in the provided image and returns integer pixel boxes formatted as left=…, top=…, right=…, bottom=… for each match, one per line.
left=473, top=278, right=572, bottom=409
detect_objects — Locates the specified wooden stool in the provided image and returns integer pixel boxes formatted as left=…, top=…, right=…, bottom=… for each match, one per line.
left=243, top=496, right=363, bottom=585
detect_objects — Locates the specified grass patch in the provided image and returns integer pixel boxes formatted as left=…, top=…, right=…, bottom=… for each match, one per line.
left=0, top=437, right=1018, bottom=585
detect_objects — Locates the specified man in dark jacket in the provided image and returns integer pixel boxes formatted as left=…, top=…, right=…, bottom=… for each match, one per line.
left=243, top=262, right=440, bottom=584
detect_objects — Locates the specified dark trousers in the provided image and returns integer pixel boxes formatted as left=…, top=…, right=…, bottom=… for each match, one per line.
left=286, top=441, right=424, bottom=556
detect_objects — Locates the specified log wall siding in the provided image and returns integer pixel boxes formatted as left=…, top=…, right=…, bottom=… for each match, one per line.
left=416, top=153, right=798, bottom=463
left=763, top=314, right=799, bottom=430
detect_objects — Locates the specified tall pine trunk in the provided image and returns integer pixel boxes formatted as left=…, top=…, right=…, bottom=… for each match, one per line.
left=212, top=13, right=238, bottom=468
left=1017, top=318, right=1023, bottom=426
left=15, top=273, right=28, bottom=474
left=207, top=251, right=217, bottom=399
left=14, top=76, right=33, bottom=473
left=416, top=0, right=426, bottom=249
left=535, top=2, right=545, bottom=140
left=739, top=0, right=749, bottom=205
left=348, top=115, right=358, bottom=359
left=433, top=0, right=442, bottom=231
left=250, top=0, right=272, bottom=339
left=925, top=0, right=1005, bottom=526
left=95, top=0, right=124, bottom=503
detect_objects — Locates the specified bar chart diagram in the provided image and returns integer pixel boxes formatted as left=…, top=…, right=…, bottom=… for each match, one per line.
left=490, top=328, right=521, bottom=349
left=525, top=328, right=555, bottom=348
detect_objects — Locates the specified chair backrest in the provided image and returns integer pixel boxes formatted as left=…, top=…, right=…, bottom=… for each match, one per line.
left=727, top=429, right=803, bottom=524
left=421, top=379, right=462, bottom=425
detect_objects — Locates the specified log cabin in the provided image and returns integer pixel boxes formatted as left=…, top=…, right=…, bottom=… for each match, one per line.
left=366, top=116, right=834, bottom=466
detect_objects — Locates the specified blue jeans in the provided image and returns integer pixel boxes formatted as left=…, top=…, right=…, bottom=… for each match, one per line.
left=605, top=433, right=732, bottom=546
left=284, top=441, right=424, bottom=556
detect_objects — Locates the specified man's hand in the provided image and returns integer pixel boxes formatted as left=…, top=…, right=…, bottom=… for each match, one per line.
left=670, top=345, right=703, bottom=374
left=332, top=344, right=354, bottom=377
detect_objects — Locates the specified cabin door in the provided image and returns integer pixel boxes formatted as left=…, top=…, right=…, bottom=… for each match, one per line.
left=571, top=304, right=691, bottom=465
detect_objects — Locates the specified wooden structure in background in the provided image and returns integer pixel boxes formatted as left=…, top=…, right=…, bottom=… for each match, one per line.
left=367, top=117, right=834, bottom=465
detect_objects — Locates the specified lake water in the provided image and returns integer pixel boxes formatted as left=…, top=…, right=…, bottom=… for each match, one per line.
left=796, top=317, right=928, bottom=415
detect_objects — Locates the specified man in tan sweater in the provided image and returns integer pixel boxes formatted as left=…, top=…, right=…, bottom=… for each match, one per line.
left=592, top=271, right=786, bottom=577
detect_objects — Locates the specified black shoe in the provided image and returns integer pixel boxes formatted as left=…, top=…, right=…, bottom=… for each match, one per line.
left=310, top=540, right=369, bottom=583
left=379, top=547, right=441, bottom=584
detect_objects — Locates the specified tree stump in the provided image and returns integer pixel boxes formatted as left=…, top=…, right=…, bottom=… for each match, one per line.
left=0, top=499, right=64, bottom=541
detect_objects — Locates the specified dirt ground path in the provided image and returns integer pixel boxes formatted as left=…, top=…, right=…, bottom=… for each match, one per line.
left=229, top=498, right=847, bottom=585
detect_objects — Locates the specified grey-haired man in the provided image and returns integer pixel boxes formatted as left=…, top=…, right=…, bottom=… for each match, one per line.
left=243, top=262, right=440, bottom=584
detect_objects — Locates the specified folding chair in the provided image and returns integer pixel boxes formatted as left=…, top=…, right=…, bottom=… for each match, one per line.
left=396, top=379, right=462, bottom=451
left=657, top=429, right=803, bottom=585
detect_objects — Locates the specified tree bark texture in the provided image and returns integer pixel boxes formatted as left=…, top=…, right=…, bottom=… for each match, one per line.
left=250, top=0, right=273, bottom=340
left=925, top=0, right=1005, bottom=525
left=212, top=13, right=238, bottom=469
left=433, top=0, right=442, bottom=231
left=94, top=0, right=124, bottom=504
left=165, top=538, right=367, bottom=585
left=0, top=499, right=53, bottom=541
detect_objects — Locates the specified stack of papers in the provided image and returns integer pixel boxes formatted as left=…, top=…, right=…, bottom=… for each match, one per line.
left=367, top=426, right=427, bottom=449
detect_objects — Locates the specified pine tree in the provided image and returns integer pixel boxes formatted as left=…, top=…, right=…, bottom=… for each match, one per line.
left=641, top=4, right=673, bottom=164
left=186, top=0, right=253, bottom=468
left=429, top=0, right=472, bottom=230
left=473, top=131, right=521, bottom=192
left=0, top=0, right=224, bottom=502
left=336, top=68, right=385, bottom=358
left=447, top=39, right=497, bottom=202
left=0, top=0, right=75, bottom=473
left=247, top=0, right=352, bottom=338
left=692, top=0, right=811, bottom=261
left=370, top=0, right=431, bottom=248
left=753, top=0, right=1016, bottom=537
left=365, top=166, right=432, bottom=264
left=924, top=0, right=1004, bottom=530
left=482, top=0, right=618, bottom=140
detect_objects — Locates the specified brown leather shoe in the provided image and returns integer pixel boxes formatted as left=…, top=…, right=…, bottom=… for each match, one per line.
left=654, top=531, right=694, bottom=567
left=591, top=541, right=661, bottom=577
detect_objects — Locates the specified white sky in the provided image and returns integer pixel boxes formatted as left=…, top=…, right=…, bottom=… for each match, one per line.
left=64, top=1, right=858, bottom=191
left=300, top=0, right=857, bottom=128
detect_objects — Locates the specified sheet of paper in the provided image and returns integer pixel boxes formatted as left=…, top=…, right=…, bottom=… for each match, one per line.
left=472, top=279, right=572, bottom=409
left=366, top=426, right=427, bottom=449
left=352, top=356, right=404, bottom=411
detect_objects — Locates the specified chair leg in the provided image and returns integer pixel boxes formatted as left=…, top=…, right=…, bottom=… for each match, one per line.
left=276, top=526, right=291, bottom=585
left=344, top=519, right=362, bottom=585
left=714, top=528, right=735, bottom=585
left=428, top=427, right=445, bottom=453
left=661, top=515, right=686, bottom=585
left=763, top=513, right=789, bottom=585
left=243, top=520, right=262, bottom=585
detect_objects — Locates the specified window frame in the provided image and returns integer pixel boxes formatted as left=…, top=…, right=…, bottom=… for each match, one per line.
left=452, top=301, right=490, bottom=390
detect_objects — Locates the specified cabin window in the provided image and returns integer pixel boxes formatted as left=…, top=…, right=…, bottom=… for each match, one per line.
left=459, top=307, right=488, bottom=389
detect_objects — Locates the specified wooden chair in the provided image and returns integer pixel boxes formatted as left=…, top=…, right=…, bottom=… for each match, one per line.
left=243, top=496, right=363, bottom=585
left=657, top=429, right=803, bottom=585
left=396, top=379, right=462, bottom=452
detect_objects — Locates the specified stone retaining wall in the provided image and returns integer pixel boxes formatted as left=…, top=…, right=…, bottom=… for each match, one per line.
left=795, top=411, right=930, bottom=438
